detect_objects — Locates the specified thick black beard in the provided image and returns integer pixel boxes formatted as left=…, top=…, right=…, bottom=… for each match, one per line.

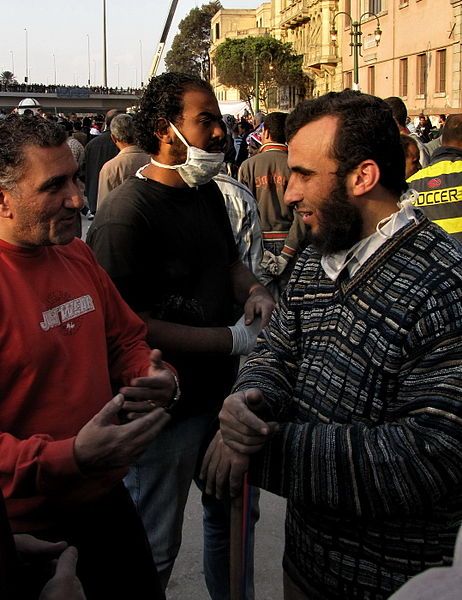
left=308, top=176, right=363, bottom=255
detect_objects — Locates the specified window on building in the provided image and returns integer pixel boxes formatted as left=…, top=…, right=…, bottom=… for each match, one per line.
left=367, top=0, right=382, bottom=13
left=399, top=58, right=408, bottom=97
left=215, top=23, right=220, bottom=40
left=345, top=71, right=353, bottom=89
left=399, top=0, right=408, bottom=6
left=416, top=53, right=427, bottom=95
left=436, top=49, right=447, bottom=94
left=368, top=66, right=375, bottom=95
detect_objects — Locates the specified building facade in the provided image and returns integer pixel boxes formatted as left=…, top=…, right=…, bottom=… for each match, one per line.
left=210, top=0, right=462, bottom=116
left=210, top=5, right=273, bottom=103
left=335, top=0, right=461, bottom=116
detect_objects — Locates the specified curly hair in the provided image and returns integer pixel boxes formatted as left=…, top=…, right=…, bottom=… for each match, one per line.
left=286, top=90, right=407, bottom=197
left=133, top=72, right=214, bottom=155
left=0, top=114, right=67, bottom=191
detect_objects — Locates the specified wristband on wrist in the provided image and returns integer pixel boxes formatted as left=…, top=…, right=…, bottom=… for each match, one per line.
left=165, top=372, right=181, bottom=412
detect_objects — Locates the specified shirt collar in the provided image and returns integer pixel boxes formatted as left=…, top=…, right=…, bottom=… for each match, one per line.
left=321, top=190, right=420, bottom=281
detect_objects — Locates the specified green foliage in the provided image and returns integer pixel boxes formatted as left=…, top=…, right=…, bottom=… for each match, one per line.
left=0, top=71, right=17, bottom=90
left=214, top=36, right=306, bottom=111
left=165, top=1, right=221, bottom=80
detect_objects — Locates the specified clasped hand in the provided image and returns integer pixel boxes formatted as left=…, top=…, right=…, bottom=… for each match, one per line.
left=119, top=348, right=177, bottom=419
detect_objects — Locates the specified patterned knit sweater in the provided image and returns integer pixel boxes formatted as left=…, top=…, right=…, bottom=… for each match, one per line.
left=235, top=214, right=462, bottom=599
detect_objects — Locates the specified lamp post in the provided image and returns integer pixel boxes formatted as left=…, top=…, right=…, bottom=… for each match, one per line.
left=330, top=11, right=382, bottom=91
left=53, top=52, right=57, bottom=87
left=102, top=0, right=108, bottom=87
left=139, top=39, right=143, bottom=87
left=24, top=27, right=29, bottom=84
left=242, top=49, right=273, bottom=115
left=10, top=50, right=14, bottom=75
left=87, top=34, right=91, bottom=86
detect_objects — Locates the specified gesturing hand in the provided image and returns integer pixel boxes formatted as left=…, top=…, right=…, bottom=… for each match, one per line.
left=74, top=393, right=171, bottom=472
left=243, top=285, right=275, bottom=329
left=119, top=349, right=178, bottom=419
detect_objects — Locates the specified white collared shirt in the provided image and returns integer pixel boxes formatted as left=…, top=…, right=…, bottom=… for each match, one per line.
left=321, top=191, right=420, bottom=282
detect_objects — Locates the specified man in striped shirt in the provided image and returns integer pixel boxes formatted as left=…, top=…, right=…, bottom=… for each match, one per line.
left=203, top=91, right=462, bottom=599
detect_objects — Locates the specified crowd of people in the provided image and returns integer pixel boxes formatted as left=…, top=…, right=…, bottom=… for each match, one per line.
left=1, top=72, right=462, bottom=600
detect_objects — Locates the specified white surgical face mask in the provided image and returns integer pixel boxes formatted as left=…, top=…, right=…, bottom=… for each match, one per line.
left=150, top=122, right=224, bottom=187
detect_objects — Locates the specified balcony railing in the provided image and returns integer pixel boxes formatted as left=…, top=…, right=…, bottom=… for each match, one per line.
left=280, top=0, right=311, bottom=29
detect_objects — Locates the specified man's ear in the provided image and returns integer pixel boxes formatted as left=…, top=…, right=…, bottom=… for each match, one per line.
left=348, top=160, right=381, bottom=197
left=0, top=189, right=13, bottom=218
left=155, top=118, right=173, bottom=144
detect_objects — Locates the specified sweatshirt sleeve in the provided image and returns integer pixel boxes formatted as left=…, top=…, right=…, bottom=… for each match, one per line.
left=0, top=432, right=82, bottom=498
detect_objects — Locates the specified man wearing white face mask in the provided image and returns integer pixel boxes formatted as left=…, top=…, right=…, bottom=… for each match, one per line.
left=87, top=72, right=275, bottom=598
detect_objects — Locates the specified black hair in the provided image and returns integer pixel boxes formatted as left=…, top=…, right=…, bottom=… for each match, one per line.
left=0, top=114, right=67, bottom=191
left=286, top=90, right=407, bottom=196
left=133, top=72, right=214, bottom=155
left=442, top=114, right=462, bottom=145
left=264, top=112, right=288, bottom=144
left=383, top=96, right=407, bottom=128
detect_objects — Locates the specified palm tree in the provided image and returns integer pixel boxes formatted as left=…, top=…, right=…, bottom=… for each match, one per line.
left=0, top=71, right=17, bottom=91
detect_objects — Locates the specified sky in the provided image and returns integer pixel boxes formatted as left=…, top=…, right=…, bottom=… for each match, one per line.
left=0, top=0, right=260, bottom=89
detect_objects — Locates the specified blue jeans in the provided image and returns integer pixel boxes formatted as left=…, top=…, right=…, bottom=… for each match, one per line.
left=124, top=414, right=257, bottom=599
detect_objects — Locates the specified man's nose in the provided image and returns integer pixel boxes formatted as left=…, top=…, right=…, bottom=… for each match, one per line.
left=284, top=175, right=301, bottom=207
left=64, top=183, right=84, bottom=210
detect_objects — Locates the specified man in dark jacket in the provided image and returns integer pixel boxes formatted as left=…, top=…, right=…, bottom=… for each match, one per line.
left=407, top=113, right=462, bottom=243
left=81, top=109, right=120, bottom=218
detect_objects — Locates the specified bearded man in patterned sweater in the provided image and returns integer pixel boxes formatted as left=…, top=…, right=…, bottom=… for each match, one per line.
left=202, top=90, right=462, bottom=599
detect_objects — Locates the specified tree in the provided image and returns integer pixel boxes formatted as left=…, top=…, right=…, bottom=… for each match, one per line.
left=0, top=70, right=17, bottom=91
left=214, top=36, right=307, bottom=112
left=165, top=1, right=221, bottom=81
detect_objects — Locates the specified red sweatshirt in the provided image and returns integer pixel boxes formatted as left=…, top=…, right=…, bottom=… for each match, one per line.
left=0, top=238, right=152, bottom=532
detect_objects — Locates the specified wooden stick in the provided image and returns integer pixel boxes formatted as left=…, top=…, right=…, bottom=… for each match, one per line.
left=230, top=492, right=244, bottom=600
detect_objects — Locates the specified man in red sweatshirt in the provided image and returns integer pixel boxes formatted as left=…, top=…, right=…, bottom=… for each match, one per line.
left=0, top=114, right=177, bottom=599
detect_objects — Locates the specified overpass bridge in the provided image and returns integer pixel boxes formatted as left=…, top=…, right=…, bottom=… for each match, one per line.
left=0, top=88, right=142, bottom=115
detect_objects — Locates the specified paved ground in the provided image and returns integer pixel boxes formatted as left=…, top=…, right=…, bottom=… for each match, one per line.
left=168, top=486, right=286, bottom=599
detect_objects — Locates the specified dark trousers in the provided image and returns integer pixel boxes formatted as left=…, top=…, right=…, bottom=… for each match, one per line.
left=19, top=485, right=164, bottom=600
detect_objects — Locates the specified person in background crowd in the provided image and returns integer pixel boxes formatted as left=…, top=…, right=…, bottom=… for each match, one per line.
left=426, top=114, right=447, bottom=158
left=97, top=113, right=150, bottom=206
left=408, top=113, right=462, bottom=243
left=81, top=109, right=121, bottom=219
left=239, top=111, right=306, bottom=299
left=384, top=96, right=430, bottom=167
left=400, top=134, right=421, bottom=178
left=72, top=120, right=88, bottom=147
left=415, top=113, right=432, bottom=143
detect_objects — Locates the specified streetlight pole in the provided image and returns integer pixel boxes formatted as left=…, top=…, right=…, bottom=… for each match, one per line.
left=331, top=11, right=382, bottom=91
left=53, top=52, right=57, bottom=86
left=242, top=49, right=272, bottom=115
left=87, top=34, right=91, bottom=86
left=24, top=28, right=28, bottom=84
left=10, top=51, right=14, bottom=75
left=102, top=0, right=108, bottom=87
left=139, top=40, right=143, bottom=87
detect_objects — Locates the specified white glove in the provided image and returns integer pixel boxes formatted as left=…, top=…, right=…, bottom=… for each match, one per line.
left=261, top=250, right=288, bottom=276
left=228, top=314, right=262, bottom=356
